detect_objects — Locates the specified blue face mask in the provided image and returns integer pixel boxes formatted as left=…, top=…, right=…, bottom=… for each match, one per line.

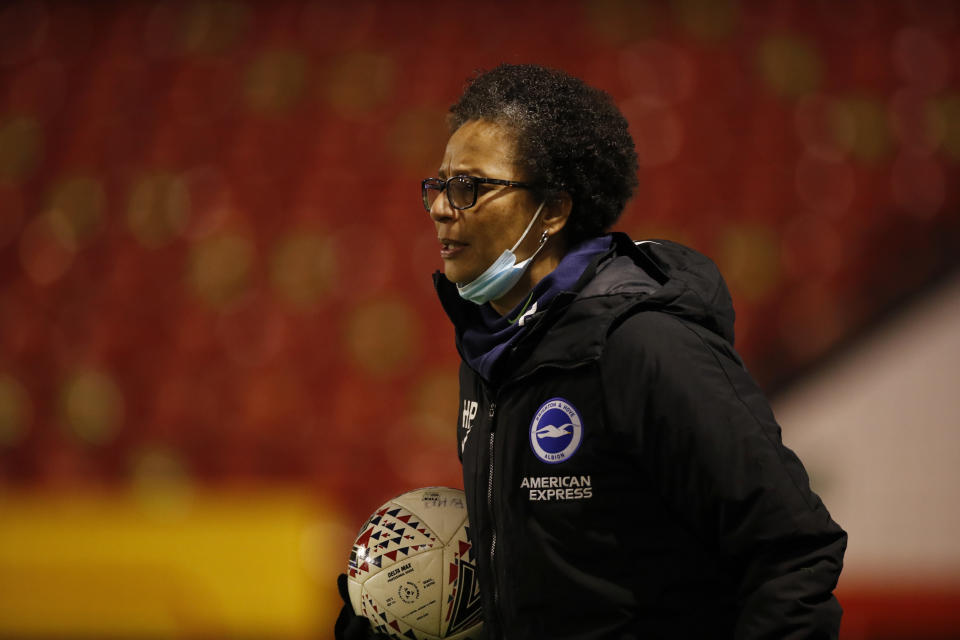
left=457, top=201, right=548, bottom=305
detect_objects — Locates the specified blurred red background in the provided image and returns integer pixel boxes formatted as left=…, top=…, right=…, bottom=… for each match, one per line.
left=0, top=1, right=958, bottom=637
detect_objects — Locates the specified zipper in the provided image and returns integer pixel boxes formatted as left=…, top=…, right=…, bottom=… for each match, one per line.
left=486, top=401, right=503, bottom=639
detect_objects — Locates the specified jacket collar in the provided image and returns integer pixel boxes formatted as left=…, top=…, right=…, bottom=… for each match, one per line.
left=433, top=236, right=613, bottom=382
left=435, top=232, right=736, bottom=384
left=504, top=233, right=665, bottom=378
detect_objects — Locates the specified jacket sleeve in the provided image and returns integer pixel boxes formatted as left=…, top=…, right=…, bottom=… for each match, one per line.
left=602, top=310, right=847, bottom=640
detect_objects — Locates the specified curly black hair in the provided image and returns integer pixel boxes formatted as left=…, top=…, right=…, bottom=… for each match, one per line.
left=449, top=64, right=638, bottom=243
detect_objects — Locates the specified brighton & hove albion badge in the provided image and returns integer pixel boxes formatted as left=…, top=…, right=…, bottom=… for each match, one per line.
left=529, top=397, right=583, bottom=464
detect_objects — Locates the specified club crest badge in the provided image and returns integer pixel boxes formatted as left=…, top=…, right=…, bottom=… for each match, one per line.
left=529, top=397, right=583, bottom=464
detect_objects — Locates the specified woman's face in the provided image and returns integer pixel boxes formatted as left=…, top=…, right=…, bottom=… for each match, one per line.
left=429, top=119, right=543, bottom=286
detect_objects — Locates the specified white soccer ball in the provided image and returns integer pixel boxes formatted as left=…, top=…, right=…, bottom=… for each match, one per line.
left=346, top=487, right=484, bottom=640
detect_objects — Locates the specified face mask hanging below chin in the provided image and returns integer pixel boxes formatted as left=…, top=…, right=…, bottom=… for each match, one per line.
left=456, top=201, right=548, bottom=305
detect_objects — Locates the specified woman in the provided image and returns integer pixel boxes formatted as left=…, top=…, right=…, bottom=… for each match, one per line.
left=337, top=64, right=845, bottom=640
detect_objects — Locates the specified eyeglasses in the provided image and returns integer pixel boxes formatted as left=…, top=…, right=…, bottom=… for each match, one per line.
left=421, top=175, right=533, bottom=212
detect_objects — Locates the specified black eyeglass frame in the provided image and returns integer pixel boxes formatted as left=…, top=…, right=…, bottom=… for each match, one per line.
left=421, top=175, right=534, bottom=212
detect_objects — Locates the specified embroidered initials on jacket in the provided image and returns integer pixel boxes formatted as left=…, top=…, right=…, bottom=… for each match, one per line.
left=460, top=399, right=478, bottom=454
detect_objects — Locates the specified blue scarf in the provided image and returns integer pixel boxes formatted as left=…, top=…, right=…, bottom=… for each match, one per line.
left=436, top=235, right=612, bottom=381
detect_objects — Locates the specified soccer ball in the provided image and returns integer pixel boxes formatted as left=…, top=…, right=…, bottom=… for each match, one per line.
left=346, top=487, right=484, bottom=640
